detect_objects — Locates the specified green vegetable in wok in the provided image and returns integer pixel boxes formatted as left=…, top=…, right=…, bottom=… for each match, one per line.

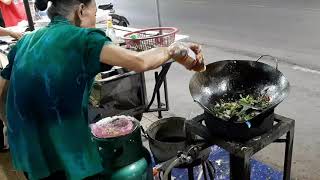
left=211, top=95, right=270, bottom=122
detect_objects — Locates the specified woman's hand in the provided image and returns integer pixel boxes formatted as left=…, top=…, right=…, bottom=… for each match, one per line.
left=168, top=42, right=205, bottom=72
left=0, top=27, right=23, bottom=40
left=9, top=31, right=23, bottom=40
left=0, top=0, right=13, bottom=5
left=100, top=42, right=205, bottom=73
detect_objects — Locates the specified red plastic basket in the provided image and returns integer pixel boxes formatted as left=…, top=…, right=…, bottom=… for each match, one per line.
left=123, top=27, right=178, bottom=51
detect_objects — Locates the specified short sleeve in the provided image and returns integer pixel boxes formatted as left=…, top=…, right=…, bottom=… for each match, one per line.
left=1, top=44, right=17, bottom=80
left=85, top=29, right=112, bottom=77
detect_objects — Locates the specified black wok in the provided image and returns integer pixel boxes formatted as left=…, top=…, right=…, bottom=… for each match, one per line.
left=189, top=55, right=290, bottom=141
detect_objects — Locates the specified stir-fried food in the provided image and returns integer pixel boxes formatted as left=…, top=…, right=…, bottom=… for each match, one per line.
left=211, top=95, right=270, bottom=122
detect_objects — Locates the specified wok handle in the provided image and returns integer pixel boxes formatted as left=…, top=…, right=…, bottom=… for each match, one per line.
left=256, top=55, right=278, bottom=70
left=193, top=99, right=214, bottom=114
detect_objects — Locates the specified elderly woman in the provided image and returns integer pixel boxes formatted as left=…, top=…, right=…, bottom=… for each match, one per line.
left=0, top=0, right=204, bottom=179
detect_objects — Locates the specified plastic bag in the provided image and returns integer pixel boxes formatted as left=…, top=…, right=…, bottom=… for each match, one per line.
left=91, top=116, right=136, bottom=138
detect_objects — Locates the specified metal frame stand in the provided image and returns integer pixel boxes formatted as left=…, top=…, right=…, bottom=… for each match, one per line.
left=144, top=0, right=174, bottom=118
left=146, top=63, right=172, bottom=118
left=155, top=0, right=162, bottom=27
left=185, top=114, right=295, bottom=180
left=23, top=0, right=35, bottom=31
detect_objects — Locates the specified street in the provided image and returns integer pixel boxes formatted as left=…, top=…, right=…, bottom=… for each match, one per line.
left=99, top=0, right=320, bottom=70
left=98, top=0, right=320, bottom=179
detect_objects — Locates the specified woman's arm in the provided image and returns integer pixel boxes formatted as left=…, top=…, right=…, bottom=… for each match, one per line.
left=0, top=77, right=9, bottom=126
left=0, top=0, right=12, bottom=5
left=100, top=45, right=171, bottom=72
left=100, top=43, right=203, bottom=72
left=0, top=27, right=23, bottom=39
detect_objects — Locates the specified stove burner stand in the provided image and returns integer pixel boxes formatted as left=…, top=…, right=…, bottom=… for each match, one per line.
left=185, top=114, right=295, bottom=180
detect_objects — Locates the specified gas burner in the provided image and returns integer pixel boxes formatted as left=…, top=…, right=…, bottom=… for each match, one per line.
left=154, top=145, right=215, bottom=180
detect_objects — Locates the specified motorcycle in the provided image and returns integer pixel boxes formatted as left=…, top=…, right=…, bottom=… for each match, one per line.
left=97, top=3, right=130, bottom=27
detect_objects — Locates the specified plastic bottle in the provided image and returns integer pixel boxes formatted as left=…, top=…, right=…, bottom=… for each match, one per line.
left=174, top=47, right=206, bottom=72
left=105, top=16, right=118, bottom=45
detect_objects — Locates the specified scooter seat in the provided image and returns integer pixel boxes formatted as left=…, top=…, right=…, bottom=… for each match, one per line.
left=98, top=3, right=113, bottom=10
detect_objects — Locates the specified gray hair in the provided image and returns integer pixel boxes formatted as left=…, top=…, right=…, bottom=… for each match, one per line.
left=47, top=1, right=76, bottom=19
left=35, top=0, right=93, bottom=20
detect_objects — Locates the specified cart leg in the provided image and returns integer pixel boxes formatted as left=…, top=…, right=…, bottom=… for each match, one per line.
left=230, top=155, right=251, bottom=180
left=163, top=73, right=169, bottom=110
left=168, top=171, right=171, bottom=180
left=206, top=160, right=216, bottom=180
left=202, top=161, right=208, bottom=180
left=283, top=128, right=294, bottom=180
left=155, top=72, right=162, bottom=118
left=188, top=167, right=194, bottom=180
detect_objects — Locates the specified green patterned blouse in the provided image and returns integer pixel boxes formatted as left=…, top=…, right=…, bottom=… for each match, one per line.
left=1, top=16, right=111, bottom=180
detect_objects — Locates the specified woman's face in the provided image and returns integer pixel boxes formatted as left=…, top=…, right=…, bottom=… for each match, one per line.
left=77, top=0, right=97, bottom=28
